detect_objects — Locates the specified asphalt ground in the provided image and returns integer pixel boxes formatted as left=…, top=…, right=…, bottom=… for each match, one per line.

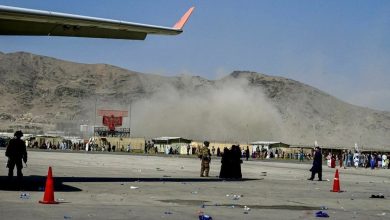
left=0, top=149, right=389, bottom=220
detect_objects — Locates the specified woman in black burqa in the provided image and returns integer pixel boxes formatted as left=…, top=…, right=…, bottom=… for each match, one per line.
left=219, top=145, right=242, bottom=179
left=230, top=145, right=242, bottom=179
left=219, top=147, right=230, bottom=178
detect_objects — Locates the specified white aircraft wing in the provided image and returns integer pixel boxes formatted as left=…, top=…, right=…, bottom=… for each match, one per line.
left=0, top=5, right=194, bottom=40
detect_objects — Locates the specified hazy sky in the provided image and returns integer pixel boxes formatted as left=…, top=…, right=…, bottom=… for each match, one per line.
left=1, top=0, right=389, bottom=111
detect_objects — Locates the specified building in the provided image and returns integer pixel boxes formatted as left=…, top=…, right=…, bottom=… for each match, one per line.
left=152, top=137, right=192, bottom=154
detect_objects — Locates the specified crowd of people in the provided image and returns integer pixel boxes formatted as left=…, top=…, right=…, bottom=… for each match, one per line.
left=3, top=130, right=389, bottom=189
left=325, top=151, right=390, bottom=169
left=26, top=139, right=131, bottom=153
left=21, top=137, right=390, bottom=171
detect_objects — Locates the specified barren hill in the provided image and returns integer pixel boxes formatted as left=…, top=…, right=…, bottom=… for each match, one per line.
left=0, top=52, right=389, bottom=148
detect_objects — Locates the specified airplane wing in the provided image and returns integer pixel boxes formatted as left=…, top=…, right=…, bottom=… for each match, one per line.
left=0, top=5, right=194, bottom=40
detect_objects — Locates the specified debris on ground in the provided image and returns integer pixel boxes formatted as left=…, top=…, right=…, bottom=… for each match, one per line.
left=198, top=214, right=213, bottom=220
left=315, top=211, right=329, bottom=218
left=130, top=186, right=139, bottom=189
left=370, top=194, right=385, bottom=199
left=19, top=192, right=30, bottom=199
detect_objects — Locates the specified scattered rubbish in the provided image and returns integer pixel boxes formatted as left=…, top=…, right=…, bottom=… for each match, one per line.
left=226, top=194, right=230, bottom=197
left=232, top=195, right=241, bottom=200
left=20, top=192, right=30, bottom=199
left=120, top=183, right=124, bottom=185
left=130, top=186, right=139, bottom=189
left=230, top=205, right=235, bottom=208
left=57, top=198, right=65, bottom=202
left=63, top=216, right=72, bottom=219
left=181, top=166, right=184, bottom=169
left=326, top=179, right=330, bottom=182
left=260, top=172, right=267, bottom=176
left=164, top=211, right=172, bottom=215
left=163, top=175, right=171, bottom=177
left=370, top=194, right=385, bottom=199
left=315, top=211, right=329, bottom=218
left=377, top=212, right=386, bottom=216
left=199, top=214, right=213, bottom=220
left=320, top=206, right=328, bottom=210
left=201, top=204, right=205, bottom=208
left=191, top=191, right=198, bottom=194
left=244, top=211, right=249, bottom=214
left=244, top=206, right=250, bottom=211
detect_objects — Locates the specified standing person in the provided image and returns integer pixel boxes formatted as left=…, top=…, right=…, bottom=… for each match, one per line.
left=299, top=148, right=304, bottom=162
left=387, top=153, right=390, bottom=169
left=5, top=130, right=28, bottom=183
left=326, top=152, right=332, bottom=167
left=347, top=151, right=353, bottom=167
left=231, top=145, right=243, bottom=179
left=381, top=153, right=387, bottom=169
left=211, top=146, right=216, bottom=156
left=245, top=146, right=250, bottom=161
left=216, top=147, right=221, bottom=157
left=308, top=147, right=322, bottom=181
left=219, top=147, right=230, bottom=178
left=198, top=141, right=211, bottom=177
left=187, top=144, right=190, bottom=155
left=353, top=151, right=360, bottom=168
left=342, top=151, right=347, bottom=169
left=370, top=153, right=376, bottom=169
left=338, top=153, right=343, bottom=167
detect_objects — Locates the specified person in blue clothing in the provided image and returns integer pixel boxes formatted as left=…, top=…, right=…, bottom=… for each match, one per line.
left=308, top=147, right=322, bottom=181
left=370, top=153, right=376, bottom=169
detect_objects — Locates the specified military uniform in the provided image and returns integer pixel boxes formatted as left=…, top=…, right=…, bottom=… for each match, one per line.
left=5, top=131, right=27, bottom=181
left=199, top=144, right=211, bottom=177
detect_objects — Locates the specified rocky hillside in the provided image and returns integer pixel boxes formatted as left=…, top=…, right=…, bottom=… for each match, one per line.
left=0, top=52, right=389, bottom=148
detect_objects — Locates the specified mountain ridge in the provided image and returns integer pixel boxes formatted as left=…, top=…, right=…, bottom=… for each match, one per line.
left=0, top=51, right=389, bottom=148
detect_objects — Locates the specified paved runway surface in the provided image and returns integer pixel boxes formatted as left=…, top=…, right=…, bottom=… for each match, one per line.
left=0, top=150, right=389, bottom=219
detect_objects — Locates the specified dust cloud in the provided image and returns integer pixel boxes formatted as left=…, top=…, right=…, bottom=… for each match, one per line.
left=129, top=77, right=284, bottom=142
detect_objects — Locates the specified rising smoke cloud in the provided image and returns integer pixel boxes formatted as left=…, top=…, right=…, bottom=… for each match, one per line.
left=129, top=76, right=284, bottom=142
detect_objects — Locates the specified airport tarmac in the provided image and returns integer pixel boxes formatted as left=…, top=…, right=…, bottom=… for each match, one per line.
left=0, top=150, right=389, bottom=220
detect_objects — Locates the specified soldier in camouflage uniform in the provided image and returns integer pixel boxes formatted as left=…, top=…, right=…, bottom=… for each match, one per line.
left=199, top=141, right=211, bottom=177
left=6, top=130, right=27, bottom=182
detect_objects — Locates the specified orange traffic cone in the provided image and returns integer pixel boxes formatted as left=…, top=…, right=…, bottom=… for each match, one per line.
left=39, top=167, right=58, bottom=204
left=331, top=169, right=341, bottom=192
